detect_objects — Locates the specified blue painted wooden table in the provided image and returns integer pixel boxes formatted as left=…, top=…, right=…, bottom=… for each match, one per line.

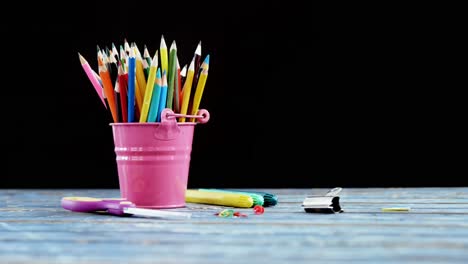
left=1, top=188, right=468, bottom=263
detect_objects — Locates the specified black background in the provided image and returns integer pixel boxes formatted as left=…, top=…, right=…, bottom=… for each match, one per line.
left=0, top=2, right=465, bottom=188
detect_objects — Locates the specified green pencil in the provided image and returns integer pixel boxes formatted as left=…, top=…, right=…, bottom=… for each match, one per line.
left=166, top=41, right=177, bottom=110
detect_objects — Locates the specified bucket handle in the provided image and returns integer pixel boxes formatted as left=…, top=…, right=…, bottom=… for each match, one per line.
left=162, top=109, right=210, bottom=124
left=154, top=109, right=210, bottom=140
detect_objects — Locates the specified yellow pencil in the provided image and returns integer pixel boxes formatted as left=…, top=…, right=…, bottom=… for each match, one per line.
left=190, top=55, right=210, bottom=121
left=140, top=51, right=159, bottom=122
left=129, top=47, right=143, bottom=112
left=160, top=35, right=168, bottom=77
left=135, top=45, right=147, bottom=101
left=179, top=57, right=195, bottom=122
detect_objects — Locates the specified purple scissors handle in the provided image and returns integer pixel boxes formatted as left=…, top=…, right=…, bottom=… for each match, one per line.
left=61, top=197, right=136, bottom=216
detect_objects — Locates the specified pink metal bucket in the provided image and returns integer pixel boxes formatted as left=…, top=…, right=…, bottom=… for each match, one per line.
left=110, top=109, right=210, bottom=208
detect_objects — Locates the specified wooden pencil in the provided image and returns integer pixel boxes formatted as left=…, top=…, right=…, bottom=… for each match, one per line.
left=190, top=55, right=209, bottom=122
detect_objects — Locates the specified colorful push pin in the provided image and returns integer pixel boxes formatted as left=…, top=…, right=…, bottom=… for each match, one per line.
left=233, top=212, right=248, bottom=217
left=253, top=205, right=265, bottom=215
left=218, top=209, right=234, bottom=218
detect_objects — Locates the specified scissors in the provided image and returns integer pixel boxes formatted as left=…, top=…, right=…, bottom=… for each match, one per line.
left=61, top=197, right=191, bottom=219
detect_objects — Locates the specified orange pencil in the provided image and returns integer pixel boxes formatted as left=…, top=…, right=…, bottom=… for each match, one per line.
left=98, top=56, right=118, bottom=122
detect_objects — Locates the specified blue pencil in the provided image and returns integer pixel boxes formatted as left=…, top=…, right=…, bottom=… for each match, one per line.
left=127, top=48, right=136, bottom=122
left=157, top=70, right=168, bottom=122
left=147, top=68, right=162, bottom=122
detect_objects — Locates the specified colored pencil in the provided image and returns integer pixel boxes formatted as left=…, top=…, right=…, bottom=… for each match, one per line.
left=124, top=38, right=131, bottom=55
left=135, top=45, right=147, bottom=107
left=119, top=45, right=127, bottom=69
left=157, top=70, right=168, bottom=122
left=78, top=53, right=106, bottom=108
left=101, top=82, right=111, bottom=120
left=147, top=68, right=162, bottom=123
left=143, top=45, right=152, bottom=78
left=112, top=43, right=119, bottom=61
left=188, top=41, right=202, bottom=114
left=160, top=35, right=168, bottom=78
left=176, top=58, right=182, bottom=111
left=129, top=46, right=143, bottom=112
left=140, top=51, right=159, bottom=122
left=179, top=64, right=187, bottom=108
left=179, top=58, right=195, bottom=122
left=117, top=64, right=128, bottom=122
left=173, top=54, right=181, bottom=113
left=180, top=64, right=187, bottom=91
left=190, top=55, right=209, bottom=121
left=114, top=80, right=121, bottom=122
left=98, top=56, right=118, bottom=122
left=127, top=48, right=136, bottom=122
left=166, top=41, right=177, bottom=110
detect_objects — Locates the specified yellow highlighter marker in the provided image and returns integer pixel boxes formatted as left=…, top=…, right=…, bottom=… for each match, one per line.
left=185, top=190, right=253, bottom=208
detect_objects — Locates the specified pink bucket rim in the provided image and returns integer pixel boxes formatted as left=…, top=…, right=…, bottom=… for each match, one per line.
left=110, top=122, right=197, bottom=126
left=111, top=109, right=210, bottom=126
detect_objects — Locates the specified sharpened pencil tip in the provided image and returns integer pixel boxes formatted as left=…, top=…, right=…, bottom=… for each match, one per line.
left=188, top=58, right=195, bottom=71
left=195, top=41, right=202, bottom=55
left=204, top=54, right=210, bottom=64
left=156, top=68, right=161, bottom=78
left=96, top=45, right=101, bottom=52
left=151, top=51, right=158, bottom=66
left=78, top=53, right=87, bottom=65
left=160, top=35, right=167, bottom=48
left=143, top=46, right=150, bottom=58
left=180, top=65, right=187, bottom=76
left=170, top=40, right=177, bottom=50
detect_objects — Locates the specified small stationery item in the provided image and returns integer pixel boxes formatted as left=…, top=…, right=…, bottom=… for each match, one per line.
left=61, top=197, right=191, bottom=219
left=185, top=190, right=253, bottom=208
left=253, top=205, right=265, bottom=215
left=302, top=187, right=343, bottom=214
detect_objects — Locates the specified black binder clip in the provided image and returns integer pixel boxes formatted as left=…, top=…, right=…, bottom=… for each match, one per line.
left=302, top=187, right=343, bottom=214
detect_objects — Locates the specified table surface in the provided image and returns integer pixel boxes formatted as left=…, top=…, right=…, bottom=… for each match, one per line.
left=1, top=188, right=468, bottom=263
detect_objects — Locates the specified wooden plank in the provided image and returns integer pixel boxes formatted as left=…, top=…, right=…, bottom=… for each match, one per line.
left=1, top=188, right=468, bottom=264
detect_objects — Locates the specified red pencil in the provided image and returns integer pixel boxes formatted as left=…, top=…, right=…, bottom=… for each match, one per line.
left=118, top=64, right=128, bottom=122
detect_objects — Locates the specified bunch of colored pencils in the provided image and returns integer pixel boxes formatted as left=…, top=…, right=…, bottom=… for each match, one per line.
left=78, top=36, right=210, bottom=123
